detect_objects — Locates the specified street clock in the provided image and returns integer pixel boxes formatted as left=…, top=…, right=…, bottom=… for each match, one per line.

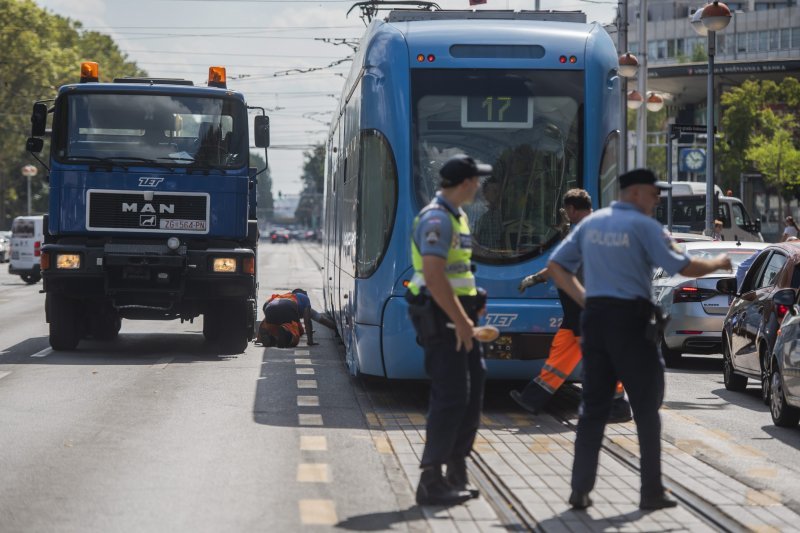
left=679, top=148, right=706, bottom=173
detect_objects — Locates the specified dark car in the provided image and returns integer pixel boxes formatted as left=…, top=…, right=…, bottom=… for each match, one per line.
left=270, top=228, right=290, bottom=244
left=767, top=288, right=800, bottom=427
left=718, top=242, right=800, bottom=404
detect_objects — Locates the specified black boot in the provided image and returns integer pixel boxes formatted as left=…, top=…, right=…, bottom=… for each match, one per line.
left=445, top=458, right=479, bottom=498
left=416, top=466, right=472, bottom=506
left=509, top=383, right=552, bottom=414
left=640, top=491, right=678, bottom=510
left=608, top=396, right=633, bottom=423
left=568, top=491, right=593, bottom=510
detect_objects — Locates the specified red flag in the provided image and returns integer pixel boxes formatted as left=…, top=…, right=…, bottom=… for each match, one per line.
left=469, top=0, right=487, bottom=4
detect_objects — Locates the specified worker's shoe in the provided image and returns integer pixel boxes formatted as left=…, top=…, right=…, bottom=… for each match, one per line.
left=509, top=384, right=551, bottom=415
left=568, top=491, right=593, bottom=510
left=608, top=397, right=633, bottom=423
left=445, top=458, right=479, bottom=499
left=416, top=466, right=472, bottom=506
left=640, top=492, right=678, bottom=510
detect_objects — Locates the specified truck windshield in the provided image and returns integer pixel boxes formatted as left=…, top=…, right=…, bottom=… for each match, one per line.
left=53, top=93, right=248, bottom=170
left=412, top=69, right=583, bottom=264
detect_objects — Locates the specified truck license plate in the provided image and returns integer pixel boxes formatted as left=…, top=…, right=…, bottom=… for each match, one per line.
left=159, top=219, right=206, bottom=231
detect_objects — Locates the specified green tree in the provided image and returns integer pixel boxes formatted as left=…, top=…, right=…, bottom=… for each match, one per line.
left=0, top=0, right=144, bottom=228
left=250, top=150, right=274, bottom=223
left=295, top=143, right=325, bottom=227
left=744, top=111, right=800, bottom=193
left=691, top=42, right=708, bottom=62
left=719, top=78, right=800, bottom=195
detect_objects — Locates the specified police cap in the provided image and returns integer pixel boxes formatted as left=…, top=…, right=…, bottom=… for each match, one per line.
left=619, top=168, right=671, bottom=190
left=439, top=154, right=493, bottom=187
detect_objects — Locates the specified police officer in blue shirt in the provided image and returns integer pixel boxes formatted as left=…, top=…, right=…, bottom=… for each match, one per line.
left=406, top=154, right=491, bottom=506
left=547, top=169, right=732, bottom=511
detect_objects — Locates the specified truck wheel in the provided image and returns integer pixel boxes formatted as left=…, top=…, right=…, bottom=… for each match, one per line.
left=203, top=309, right=222, bottom=342
left=215, top=302, right=249, bottom=354
left=48, top=294, right=82, bottom=351
left=90, top=312, right=121, bottom=340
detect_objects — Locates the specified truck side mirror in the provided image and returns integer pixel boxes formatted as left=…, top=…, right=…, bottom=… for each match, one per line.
left=254, top=115, right=270, bottom=148
left=26, top=137, right=44, bottom=153
left=31, top=103, right=48, bottom=137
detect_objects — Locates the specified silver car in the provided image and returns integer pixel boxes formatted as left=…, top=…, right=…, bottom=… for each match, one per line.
left=653, top=241, right=769, bottom=367
left=768, top=288, right=800, bottom=427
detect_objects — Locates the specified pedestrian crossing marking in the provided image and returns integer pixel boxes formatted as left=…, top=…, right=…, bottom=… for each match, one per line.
left=746, top=489, right=781, bottom=506
left=296, top=368, right=315, bottom=375
left=299, top=414, right=324, bottom=426
left=30, top=348, right=52, bottom=358
left=299, top=499, right=337, bottom=525
left=364, top=412, right=380, bottom=428
left=294, top=349, right=310, bottom=356
left=300, top=436, right=327, bottom=451
left=747, top=467, right=778, bottom=479
left=0, top=371, right=11, bottom=381
left=297, top=395, right=320, bottom=407
left=294, top=358, right=312, bottom=365
left=373, top=435, right=393, bottom=454
left=297, top=380, right=317, bottom=389
left=297, top=463, right=330, bottom=483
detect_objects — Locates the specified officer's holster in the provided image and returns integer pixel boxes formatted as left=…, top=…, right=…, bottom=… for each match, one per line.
left=405, top=289, right=487, bottom=346
left=639, top=298, right=670, bottom=343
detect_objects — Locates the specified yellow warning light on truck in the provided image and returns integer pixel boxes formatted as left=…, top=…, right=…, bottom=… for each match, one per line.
left=80, top=62, right=99, bottom=83
left=208, top=66, right=227, bottom=88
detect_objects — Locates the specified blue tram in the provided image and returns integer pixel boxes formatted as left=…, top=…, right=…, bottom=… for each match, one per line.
left=323, top=9, right=623, bottom=378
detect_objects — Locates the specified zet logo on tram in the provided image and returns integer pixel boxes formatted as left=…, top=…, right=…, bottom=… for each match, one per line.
left=484, top=314, right=518, bottom=328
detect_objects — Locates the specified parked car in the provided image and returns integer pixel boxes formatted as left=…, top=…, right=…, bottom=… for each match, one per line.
left=270, top=228, right=290, bottom=244
left=653, top=241, right=768, bottom=367
left=8, top=215, right=44, bottom=284
left=767, top=289, right=800, bottom=427
left=0, top=230, right=10, bottom=263
left=717, top=242, right=800, bottom=404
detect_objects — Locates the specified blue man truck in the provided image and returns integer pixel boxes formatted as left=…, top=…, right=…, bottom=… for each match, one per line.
left=26, top=62, right=269, bottom=353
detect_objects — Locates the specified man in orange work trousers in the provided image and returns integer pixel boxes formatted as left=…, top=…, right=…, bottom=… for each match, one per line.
left=511, top=189, right=632, bottom=422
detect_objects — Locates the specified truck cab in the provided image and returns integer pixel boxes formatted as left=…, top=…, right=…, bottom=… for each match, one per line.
left=26, top=62, right=270, bottom=353
left=657, top=181, right=763, bottom=242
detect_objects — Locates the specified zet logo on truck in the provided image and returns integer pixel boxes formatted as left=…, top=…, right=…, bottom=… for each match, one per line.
left=484, top=313, right=518, bottom=328
left=138, top=177, right=164, bottom=187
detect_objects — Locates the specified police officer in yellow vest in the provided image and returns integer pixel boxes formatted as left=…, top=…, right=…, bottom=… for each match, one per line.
left=407, top=154, right=492, bottom=506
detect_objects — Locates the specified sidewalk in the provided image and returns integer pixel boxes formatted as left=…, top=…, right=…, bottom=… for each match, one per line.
left=363, top=385, right=800, bottom=532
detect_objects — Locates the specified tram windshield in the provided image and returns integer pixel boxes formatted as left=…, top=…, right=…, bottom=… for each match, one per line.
left=53, top=93, right=248, bottom=170
left=412, top=69, right=583, bottom=264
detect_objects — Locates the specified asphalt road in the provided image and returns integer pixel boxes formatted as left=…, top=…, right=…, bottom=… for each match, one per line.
left=1, top=242, right=799, bottom=532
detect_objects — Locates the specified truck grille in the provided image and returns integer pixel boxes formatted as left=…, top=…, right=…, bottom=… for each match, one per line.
left=87, top=190, right=209, bottom=234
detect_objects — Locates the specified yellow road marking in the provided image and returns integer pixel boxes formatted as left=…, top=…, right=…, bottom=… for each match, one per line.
left=296, top=368, right=315, bottom=375
left=373, top=435, right=393, bottom=454
left=299, top=499, right=337, bottom=525
left=297, top=395, right=320, bottom=407
left=297, top=380, right=317, bottom=389
left=297, top=463, right=330, bottom=483
left=300, top=436, right=327, bottom=451
left=299, top=414, right=323, bottom=426
left=294, top=358, right=312, bottom=365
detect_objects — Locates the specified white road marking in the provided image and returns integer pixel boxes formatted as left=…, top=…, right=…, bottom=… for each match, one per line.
left=296, top=368, right=315, bottom=375
left=298, top=500, right=337, bottom=525
left=294, top=349, right=310, bottom=356
left=300, top=435, right=327, bottom=451
left=294, top=358, right=312, bottom=365
left=30, top=348, right=52, bottom=358
left=297, top=395, right=320, bottom=407
left=298, top=414, right=324, bottom=426
left=297, top=379, right=317, bottom=389
left=0, top=371, right=11, bottom=381
left=297, top=463, right=330, bottom=483
left=151, top=357, right=173, bottom=370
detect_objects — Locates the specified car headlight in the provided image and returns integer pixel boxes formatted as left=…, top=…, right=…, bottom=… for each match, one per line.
left=212, top=257, right=237, bottom=273
left=56, top=253, right=81, bottom=269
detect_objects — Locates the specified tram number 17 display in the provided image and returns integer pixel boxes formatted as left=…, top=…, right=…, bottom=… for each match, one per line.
left=461, top=96, right=534, bottom=129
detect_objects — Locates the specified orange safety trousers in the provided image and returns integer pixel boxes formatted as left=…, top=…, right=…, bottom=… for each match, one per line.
left=534, top=328, right=624, bottom=397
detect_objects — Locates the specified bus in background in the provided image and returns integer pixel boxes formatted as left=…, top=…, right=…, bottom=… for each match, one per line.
left=323, top=8, right=622, bottom=379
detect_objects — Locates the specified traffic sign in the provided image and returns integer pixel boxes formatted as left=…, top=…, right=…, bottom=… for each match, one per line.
left=21, top=164, right=38, bottom=177
left=669, top=123, right=717, bottom=139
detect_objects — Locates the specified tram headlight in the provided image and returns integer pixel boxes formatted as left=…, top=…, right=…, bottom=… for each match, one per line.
left=212, top=257, right=237, bottom=273
left=56, top=253, right=81, bottom=270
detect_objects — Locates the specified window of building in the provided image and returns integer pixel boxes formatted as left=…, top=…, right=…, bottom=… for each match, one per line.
left=769, top=30, right=779, bottom=50
left=356, top=130, right=397, bottom=278
left=737, top=33, right=748, bottom=53
left=748, top=31, right=758, bottom=53
left=648, top=40, right=658, bottom=59
left=630, top=42, right=639, bottom=55
left=657, top=40, right=667, bottom=59
left=667, top=39, right=676, bottom=57
left=793, top=28, right=800, bottom=49
left=780, top=28, right=791, bottom=49
left=758, top=31, right=768, bottom=52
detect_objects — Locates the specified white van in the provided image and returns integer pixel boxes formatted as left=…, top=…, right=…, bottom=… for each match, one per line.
left=9, top=215, right=44, bottom=284
left=656, top=182, right=763, bottom=242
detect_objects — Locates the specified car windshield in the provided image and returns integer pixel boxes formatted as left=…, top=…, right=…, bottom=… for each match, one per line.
left=412, top=69, right=583, bottom=264
left=54, top=93, right=248, bottom=170
left=688, top=248, right=760, bottom=273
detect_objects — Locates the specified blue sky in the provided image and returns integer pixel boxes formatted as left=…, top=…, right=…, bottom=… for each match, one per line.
left=35, top=0, right=617, bottom=195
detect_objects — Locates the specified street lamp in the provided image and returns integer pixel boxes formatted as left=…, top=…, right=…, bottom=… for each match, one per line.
left=618, top=52, right=640, bottom=174
left=691, top=1, right=732, bottom=236
left=646, top=92, right=664, bottom=112
left=627, top=90, right=644, bottom=109
left=21, top=165, right=38, bottom=216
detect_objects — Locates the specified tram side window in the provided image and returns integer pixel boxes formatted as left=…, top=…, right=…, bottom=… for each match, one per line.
left=598, top=132, right=619, bottom=208
left=357, top=130, right=397, bottom=278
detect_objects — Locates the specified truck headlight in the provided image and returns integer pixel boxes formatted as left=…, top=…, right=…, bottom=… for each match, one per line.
left=212, top=257, right=237, bottom=273
left=56, top=253, right=81, bottom=269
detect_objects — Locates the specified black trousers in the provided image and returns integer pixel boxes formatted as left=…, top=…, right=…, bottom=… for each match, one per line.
left=420, top=328, right=486, bottom=468
left=572, top=298, right=665, bottom=499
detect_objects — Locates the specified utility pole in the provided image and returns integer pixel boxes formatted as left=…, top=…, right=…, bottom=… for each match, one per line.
left=618, top=0, right=629, bottom=174
left=636, top=0, right=648, bottom=169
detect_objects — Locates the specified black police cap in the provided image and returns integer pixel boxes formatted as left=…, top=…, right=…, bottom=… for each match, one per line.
left=619, top=168, right=671, bottom=190
left=439, top=154, right=493, bottom=187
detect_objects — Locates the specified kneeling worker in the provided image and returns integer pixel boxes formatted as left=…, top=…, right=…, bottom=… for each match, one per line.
left=406, top=154, right=491, bottom=506
left=257, top=289, right=335, bottom=347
